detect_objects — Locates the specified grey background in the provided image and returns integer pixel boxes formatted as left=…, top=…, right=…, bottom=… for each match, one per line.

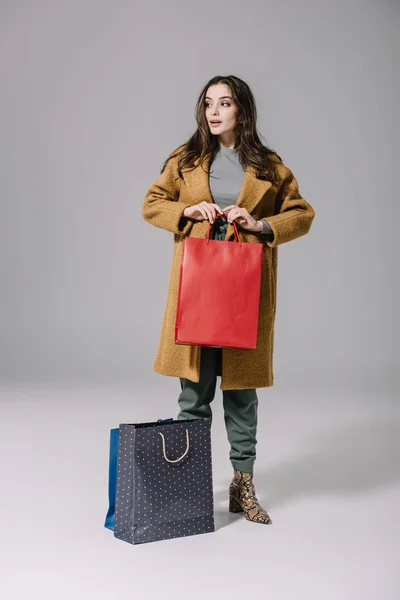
left=0, top=1, right=398, bottom=599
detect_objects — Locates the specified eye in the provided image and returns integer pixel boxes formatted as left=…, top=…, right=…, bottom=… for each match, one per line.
left=205, top=102, right=231, bottom=108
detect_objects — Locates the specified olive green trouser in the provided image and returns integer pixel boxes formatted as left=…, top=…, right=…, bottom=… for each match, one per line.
left=176, top=216, right=258, bottom=473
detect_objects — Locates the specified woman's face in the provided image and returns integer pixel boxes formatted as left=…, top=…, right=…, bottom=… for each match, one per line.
left=205, top=83, right=239, bottom=139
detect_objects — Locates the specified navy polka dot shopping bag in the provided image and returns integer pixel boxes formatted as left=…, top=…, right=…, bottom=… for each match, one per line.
left=104, top=417, right=215, bottom=544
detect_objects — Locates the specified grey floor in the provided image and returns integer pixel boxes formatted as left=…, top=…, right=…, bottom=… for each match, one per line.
left=1, top=378, right=399, bottom=600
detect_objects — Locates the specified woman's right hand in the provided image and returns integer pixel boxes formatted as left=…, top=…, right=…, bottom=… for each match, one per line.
left=183, top=202, right=224, bottom=224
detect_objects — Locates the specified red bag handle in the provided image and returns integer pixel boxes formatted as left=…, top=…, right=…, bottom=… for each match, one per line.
left=205, top=212, right=242, bottom=246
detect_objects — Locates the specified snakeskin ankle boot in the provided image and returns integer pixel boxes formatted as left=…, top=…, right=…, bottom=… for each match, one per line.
left=228, top=468, right=272, bottom=524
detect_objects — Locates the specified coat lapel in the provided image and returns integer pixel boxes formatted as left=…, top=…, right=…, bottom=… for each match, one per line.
left=181, top=151, right=273, bottom=241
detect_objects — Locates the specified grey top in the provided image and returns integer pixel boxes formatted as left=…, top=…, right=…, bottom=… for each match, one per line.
left=179, top=145, right=273, bottom=237
left=208, top=145, right=273, bottom=236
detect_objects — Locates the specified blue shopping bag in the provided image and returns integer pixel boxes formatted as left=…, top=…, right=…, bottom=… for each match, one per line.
left=104, top=418, right=174, bottom=531
left=104, top=428, right=120, bottom=530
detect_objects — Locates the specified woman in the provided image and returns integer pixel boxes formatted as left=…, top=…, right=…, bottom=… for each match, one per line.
left=142, top=75, right=315, bottom=525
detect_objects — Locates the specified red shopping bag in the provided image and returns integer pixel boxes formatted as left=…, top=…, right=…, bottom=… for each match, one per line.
left=175, top=216, right=263, bottom=349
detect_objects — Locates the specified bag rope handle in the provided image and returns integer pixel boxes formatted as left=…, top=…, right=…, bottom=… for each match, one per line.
left=206, top=212, right=242, bottom=246
left=158, top=428, right=190, bottom=463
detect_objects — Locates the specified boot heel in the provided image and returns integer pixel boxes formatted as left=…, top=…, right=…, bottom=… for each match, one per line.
left=229, top=492, right=243, bottom=513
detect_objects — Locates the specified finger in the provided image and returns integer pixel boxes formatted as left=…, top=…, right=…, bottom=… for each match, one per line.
left=209, top=206, right=218, bottom=221
left=212, top=205, right=223, bottom=221
left=201, top=203, right=216, bottom=222
left=204, top=206, right=215, bottom=223
left=211, top=205, right=223, bottom=218
left=198, top=208, right=209, bottom=221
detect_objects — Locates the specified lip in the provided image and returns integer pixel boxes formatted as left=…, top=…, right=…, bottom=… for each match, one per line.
left=210, top=121, right=222, bottom=127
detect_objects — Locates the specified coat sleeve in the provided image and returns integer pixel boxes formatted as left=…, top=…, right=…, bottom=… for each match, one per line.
left=141, top=153, right=195, bottom=236
left=260, top=166, right=315, bottom=248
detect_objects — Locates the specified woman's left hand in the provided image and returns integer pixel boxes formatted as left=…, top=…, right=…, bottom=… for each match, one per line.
left=224, top=205, right=261, bottom=232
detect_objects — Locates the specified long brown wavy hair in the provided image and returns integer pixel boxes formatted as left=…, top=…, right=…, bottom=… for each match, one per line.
left=161, top=74, right=283, bottom=186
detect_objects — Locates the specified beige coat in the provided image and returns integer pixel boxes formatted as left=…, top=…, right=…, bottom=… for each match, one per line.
left=142, top=146, right=315, bottom=390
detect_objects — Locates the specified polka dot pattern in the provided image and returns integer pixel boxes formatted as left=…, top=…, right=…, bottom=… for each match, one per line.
left=114, top=417, right=215, bottom=544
